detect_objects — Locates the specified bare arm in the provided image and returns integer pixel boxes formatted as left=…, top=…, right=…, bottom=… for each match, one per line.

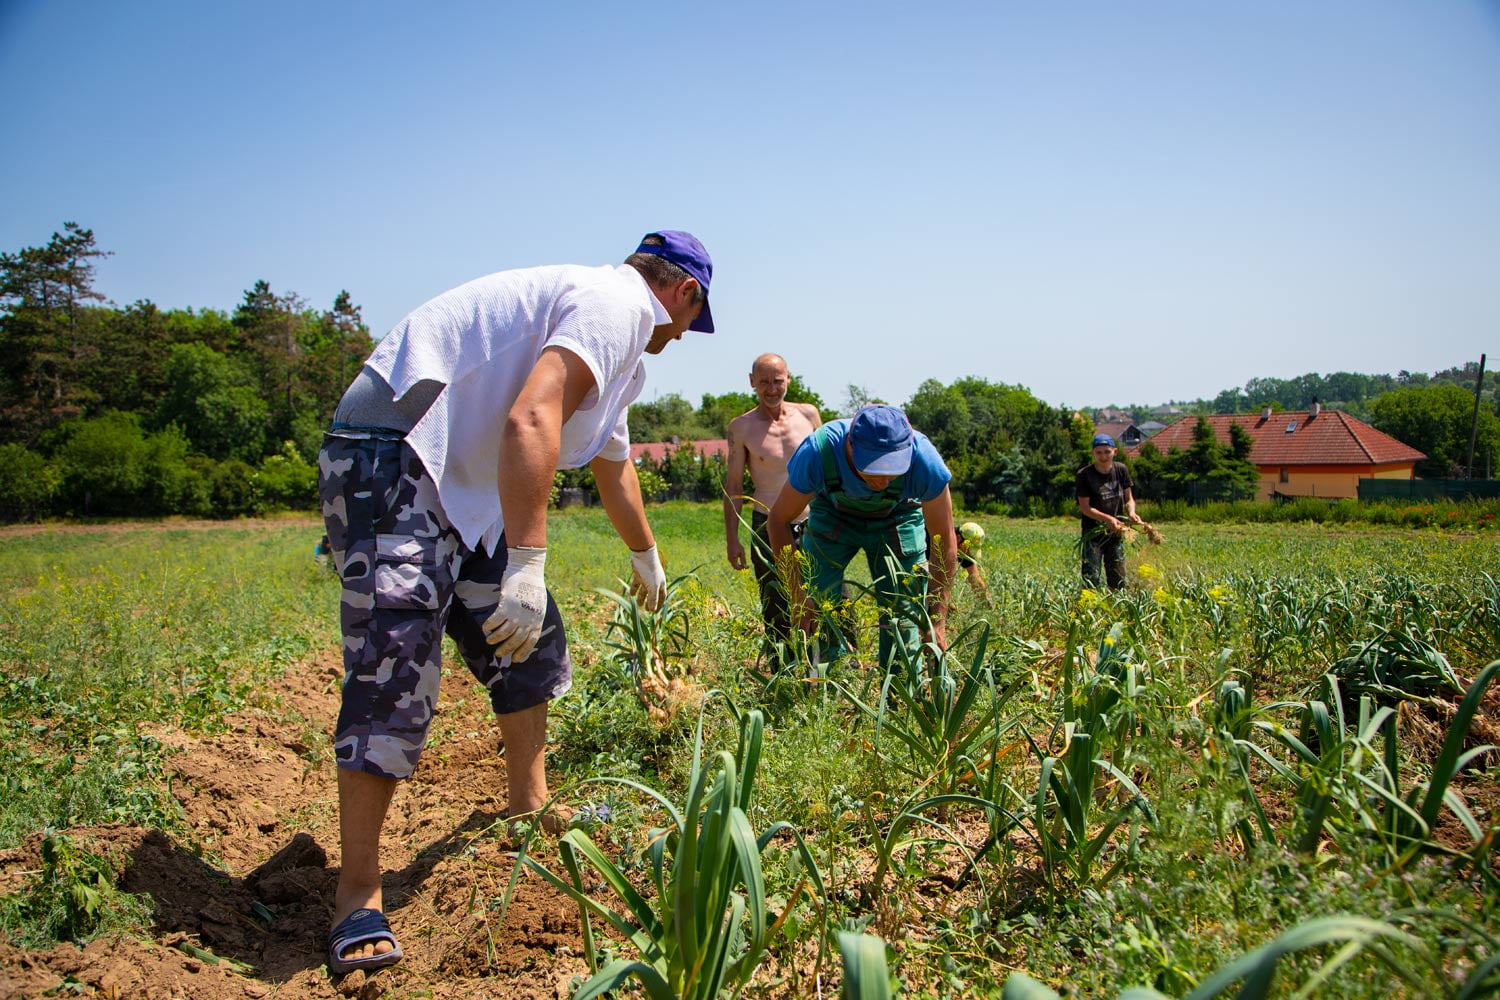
left=1077, top=497, right=1123, bottom=530
left=591, top=454, right=654, bottom=551
left=1122, top=488, right=1139, bottom=523
left=498, top=347, right=596, bottom=548
left=722, top=418, right=749, bottom=569
left=921, top=486, right=958, bottom=648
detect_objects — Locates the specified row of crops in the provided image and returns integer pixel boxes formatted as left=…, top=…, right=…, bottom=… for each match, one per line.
left=0, top=514, right=1496, bottom=997
left=523, top=513, right=1499, bottom=998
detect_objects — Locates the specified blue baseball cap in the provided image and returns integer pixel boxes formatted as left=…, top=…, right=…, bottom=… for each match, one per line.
left=636, top=230, right=714, bottom=333
left=850, top=405, right=914, bottom=476
left=1092, top=433, right=1116, bottom=448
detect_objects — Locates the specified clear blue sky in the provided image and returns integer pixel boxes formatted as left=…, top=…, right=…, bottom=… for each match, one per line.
left=3, top=1, right=1497, bottom=412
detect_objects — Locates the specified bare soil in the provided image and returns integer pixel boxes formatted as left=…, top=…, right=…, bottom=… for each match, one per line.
left=0, top=648, right=592, bottom=999
left=2, top=641, right=1494, bottom=999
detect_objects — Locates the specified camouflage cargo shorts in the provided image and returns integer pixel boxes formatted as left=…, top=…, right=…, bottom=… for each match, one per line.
left=318, top=432, right=571, bottom=781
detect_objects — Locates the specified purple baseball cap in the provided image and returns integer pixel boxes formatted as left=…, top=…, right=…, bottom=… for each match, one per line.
left=636, top=230, right=714, bottom=333
left=850, top=405, right=914, bottom=476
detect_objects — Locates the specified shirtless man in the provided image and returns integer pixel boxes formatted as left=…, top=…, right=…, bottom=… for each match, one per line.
left=723, top=353, right=823, bottom=661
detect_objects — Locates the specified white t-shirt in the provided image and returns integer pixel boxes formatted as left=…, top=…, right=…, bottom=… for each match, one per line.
left=364, top=263, right=669, bottom=552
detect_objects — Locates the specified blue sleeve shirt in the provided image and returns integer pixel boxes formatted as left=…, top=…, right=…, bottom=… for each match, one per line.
left=786, top=420, right=952, bottom=503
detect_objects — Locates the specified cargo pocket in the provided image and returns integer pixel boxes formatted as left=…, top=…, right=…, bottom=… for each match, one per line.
left=374, top=534, right=443, bottom=610
left=893, top=515, right=927, bottom=560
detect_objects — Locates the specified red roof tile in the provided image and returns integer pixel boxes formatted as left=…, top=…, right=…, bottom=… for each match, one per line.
left=1130, top=411, right=1424, bottom=466
left=629, top=439, right=729, bottom=463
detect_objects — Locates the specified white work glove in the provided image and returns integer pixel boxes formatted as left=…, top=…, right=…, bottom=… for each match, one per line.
left=630, top=545, right=667, bottom=612
left=483, top=546, right=548, bottom=662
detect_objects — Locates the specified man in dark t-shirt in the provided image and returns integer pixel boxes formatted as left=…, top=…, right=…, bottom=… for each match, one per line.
left=1075, top=433, right=1139, bottom=590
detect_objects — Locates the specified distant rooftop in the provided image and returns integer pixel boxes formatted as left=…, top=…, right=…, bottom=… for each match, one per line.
left=1132, top=410, right=1424, bottom=466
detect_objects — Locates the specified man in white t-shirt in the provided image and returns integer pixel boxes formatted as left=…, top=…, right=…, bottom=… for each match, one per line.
left=317, top=231, right=713, bottom=974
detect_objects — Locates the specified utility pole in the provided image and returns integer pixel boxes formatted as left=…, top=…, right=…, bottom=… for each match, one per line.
left=1466, top=353, right=1486, bottom=479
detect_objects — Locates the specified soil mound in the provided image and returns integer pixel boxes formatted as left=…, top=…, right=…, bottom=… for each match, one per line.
left=2, top=648, right=589, bottom=999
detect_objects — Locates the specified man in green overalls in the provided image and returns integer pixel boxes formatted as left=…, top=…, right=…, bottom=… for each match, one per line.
left=767, top=404, right=958, bottom=669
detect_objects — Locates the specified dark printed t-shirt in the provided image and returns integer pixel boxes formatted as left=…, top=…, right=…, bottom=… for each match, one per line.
left=1075, top=463, right=1134, bottom=519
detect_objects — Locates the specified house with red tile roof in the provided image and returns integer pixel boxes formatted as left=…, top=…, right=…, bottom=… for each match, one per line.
left=629, top=438, right=729, bottom=464
left=1127, top=404, right=1425, bottom=500
left=1093, top=420, right=1145, bottom=447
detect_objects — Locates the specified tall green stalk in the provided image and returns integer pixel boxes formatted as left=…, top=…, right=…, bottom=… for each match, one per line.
left=520, top=706, right=826, bottom=999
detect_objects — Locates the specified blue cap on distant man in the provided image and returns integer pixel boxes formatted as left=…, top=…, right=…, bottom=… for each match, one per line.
left=850, top=405, right=914, bottom=476
left=635, top=231, right=714, bottom=333
left=1092, top=433, right=1116, bottom=448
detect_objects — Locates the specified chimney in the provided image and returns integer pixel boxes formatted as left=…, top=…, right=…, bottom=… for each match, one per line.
left=1260, top=405, right=1272, bottom=421
left=1309, top=399, right=1320, bottom=419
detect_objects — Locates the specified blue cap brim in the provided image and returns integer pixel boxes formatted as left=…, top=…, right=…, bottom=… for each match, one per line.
left=853, top=443, right=912, bottom=476
left=689, top=298, right=714, bottom=334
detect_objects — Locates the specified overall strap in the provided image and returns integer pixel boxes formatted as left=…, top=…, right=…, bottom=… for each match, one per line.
left=814, top=425, right=912, bottom=518
left=815, top=426, right=841, bottom=495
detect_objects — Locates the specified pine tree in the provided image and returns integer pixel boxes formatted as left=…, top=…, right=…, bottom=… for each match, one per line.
left=0, top=223, right=112, bottom=442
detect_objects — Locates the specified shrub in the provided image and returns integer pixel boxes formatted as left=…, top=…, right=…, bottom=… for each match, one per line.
left=142, top=424, right=211, bottom=515
left=0, top=444, right=58, bottom=521
left=637, top=467, right=667, bottom=502
left=53, top=411, right=149, bottom=516
left=256, top=441, right=317, bottom=510
left=206, top=458, right=264, bottom=516
left=1137, top=497, right=1500, bottom=530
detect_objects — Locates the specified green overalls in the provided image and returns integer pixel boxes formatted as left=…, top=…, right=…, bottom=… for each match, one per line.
left=803, top=426, right=930, bottom=669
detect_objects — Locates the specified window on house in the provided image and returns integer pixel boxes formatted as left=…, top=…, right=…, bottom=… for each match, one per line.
left=1279, top=468, right=1289, bottom=484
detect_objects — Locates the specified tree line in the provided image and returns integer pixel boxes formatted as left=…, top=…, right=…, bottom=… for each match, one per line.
left=1209, top=365, right=1495, bottom=422
left=1, top=224, right=1491, bottom=522
left=620, top=376, right=1263, bottom=514
left=0, top=224, right=373, bottom=519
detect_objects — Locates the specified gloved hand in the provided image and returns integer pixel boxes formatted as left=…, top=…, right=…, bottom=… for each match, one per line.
left=483, top=546, right=548, bottom=662
left=630, top=545, right=667, bottom=612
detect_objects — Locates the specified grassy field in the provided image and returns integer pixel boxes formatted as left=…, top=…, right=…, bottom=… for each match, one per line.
left=0, top=507, right=1496, bottom=998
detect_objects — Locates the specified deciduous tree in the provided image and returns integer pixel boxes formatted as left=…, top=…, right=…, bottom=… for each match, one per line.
left=1371, top=383, right=1500, bottom=478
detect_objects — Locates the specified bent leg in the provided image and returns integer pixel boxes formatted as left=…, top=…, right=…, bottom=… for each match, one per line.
left=497, top=702, right=550, bottom=820
left=447, top=536, right=572, bottom=831
left=864, top=513, right=928, bottom=672
left=802, top=509, right=862, bottom=663
left=749, top=512, right=793, bottom=662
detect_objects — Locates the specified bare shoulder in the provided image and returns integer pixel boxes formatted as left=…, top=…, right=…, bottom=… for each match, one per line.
left=794, top=402, right=823, bottom=425
left=727, top=409, right=757, bottom=435
left=726, top=410, right=757, bottom=447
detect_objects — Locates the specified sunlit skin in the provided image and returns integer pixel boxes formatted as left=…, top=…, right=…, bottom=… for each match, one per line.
left=644, top=277, right=704, bottom=354
left=723, top=355, right=822, bottom=571
left=750, top=360, right=788, bottom=408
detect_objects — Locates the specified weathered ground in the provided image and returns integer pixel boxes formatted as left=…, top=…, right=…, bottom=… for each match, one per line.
left=0, top=647, right=592, bottom=999
left=1, top=563, right=1495, bottom=999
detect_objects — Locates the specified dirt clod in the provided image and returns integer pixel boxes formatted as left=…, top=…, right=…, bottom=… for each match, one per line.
left=2, top=646, right=588, bottom=999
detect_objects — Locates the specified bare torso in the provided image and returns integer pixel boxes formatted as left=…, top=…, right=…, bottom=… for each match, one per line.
left=729, top=401, right=822, bottom=518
